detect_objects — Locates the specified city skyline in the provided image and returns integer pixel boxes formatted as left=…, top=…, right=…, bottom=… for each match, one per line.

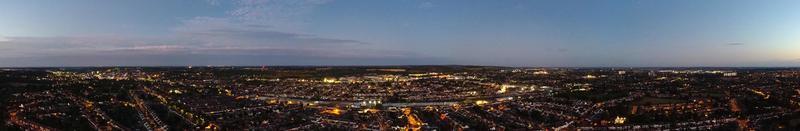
left=3, top=66, right=798, bottom=130
left=2, top=0, right=800, bottom=67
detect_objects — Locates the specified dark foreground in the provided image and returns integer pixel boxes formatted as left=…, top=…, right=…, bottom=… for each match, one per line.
left=2, top=66, right=800, bottom=130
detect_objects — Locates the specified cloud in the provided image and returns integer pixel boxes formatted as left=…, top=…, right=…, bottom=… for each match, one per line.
left=0, top=53, right=450, bottom=67
left=725, top=43, right=745, bottom=46
left=173, top=19, right=367, bottom=47
left=0, top=0, right=433, bottom=66
left=176, top=0, right=324, bottom=33
left=0, top=36, right=177, bottom=57
left=174, top=0, right=371, bottom=47
left=0, top=35, right=9, bottom=42
left=205, top=0, right=222, bottom=5
left=0, top=34, right=404, bottom=58
left=224, top=0, right=330, bottom=32
left=0, top=35, right=424, bottom=67
left=418, top=2, right=435, bottom=9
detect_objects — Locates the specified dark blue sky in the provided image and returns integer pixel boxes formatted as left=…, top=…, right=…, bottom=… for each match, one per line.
left=1, top=0, right=799, bottom=67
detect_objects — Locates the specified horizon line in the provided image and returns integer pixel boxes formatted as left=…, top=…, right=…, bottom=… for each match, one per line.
left=2, top=65, right=800, bottom=69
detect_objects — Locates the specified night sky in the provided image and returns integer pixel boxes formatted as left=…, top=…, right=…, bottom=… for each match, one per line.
left=1, top=0, right=799, bottom=67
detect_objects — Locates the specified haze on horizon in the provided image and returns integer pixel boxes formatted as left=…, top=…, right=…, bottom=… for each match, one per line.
left=1, top=0, right=799, bottom=67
